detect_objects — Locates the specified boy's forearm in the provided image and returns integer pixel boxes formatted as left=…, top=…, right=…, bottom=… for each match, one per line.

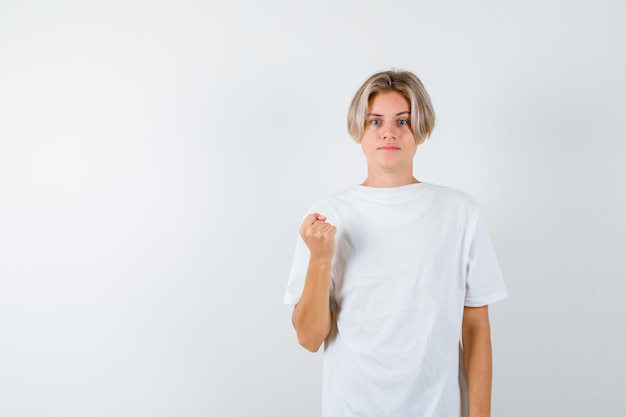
left=463, top=307, right=493, bottom=417
left=292, top=259, right=332, bottom=352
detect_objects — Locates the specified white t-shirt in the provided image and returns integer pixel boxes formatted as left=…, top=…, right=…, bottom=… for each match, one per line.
left=284, top=182, right=508, bottom=417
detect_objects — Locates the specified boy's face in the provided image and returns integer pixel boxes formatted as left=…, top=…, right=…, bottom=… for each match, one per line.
left=359, top=91, right=417, bottom=174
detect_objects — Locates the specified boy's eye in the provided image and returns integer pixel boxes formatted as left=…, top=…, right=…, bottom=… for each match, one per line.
left=398, top=119, right=409, bottom=125
left=369, top=119, right=381, bottom=126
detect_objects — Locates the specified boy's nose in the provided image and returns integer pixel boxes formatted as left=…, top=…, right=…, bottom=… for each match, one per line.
left=382, top=129, right=397, bottom=141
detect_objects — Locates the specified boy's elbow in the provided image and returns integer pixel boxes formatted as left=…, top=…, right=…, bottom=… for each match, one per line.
left=297, top=334, right=325, bottom=352
left=293, top=319, right=328, bottom=352
left=292, top=308, right=330, bottom=352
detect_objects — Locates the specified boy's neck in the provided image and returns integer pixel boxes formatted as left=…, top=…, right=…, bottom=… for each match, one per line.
left=361, top=172, right=420, bottom=188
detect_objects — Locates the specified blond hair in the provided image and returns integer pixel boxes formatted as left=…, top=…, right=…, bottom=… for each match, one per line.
left=347, top=70, right=435, bottom=144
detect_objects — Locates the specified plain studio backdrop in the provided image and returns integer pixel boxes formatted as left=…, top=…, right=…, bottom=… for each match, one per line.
left=1, top=0, right=625, bottom=416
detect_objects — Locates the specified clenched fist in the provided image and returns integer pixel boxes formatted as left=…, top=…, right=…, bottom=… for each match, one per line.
left=300, top=213, right=336, bottom=263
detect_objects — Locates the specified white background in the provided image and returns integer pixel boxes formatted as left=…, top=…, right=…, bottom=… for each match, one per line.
left=1, top=0, right=625, bottom=416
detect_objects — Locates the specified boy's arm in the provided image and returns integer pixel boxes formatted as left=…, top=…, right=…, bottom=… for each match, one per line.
left=462, top=305, right=493, bottom=417
left=291, top=213, right=335, bottom=352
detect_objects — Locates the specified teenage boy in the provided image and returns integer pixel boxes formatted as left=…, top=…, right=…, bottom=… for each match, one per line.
left=284, top=70, right=507, bottom=417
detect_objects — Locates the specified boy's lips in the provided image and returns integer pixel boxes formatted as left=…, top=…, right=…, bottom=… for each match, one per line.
left=378, top=146, right=400, bottom=150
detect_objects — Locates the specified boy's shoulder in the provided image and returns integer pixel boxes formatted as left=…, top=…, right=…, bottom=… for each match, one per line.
left=427, top=182, right=478, bottom=205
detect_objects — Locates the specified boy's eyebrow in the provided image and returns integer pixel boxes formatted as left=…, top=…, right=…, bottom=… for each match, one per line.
left=366, top=111, right=410, bottom=117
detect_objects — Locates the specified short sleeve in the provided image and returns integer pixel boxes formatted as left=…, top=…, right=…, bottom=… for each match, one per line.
left=464, top=212, right=508, bottom=307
